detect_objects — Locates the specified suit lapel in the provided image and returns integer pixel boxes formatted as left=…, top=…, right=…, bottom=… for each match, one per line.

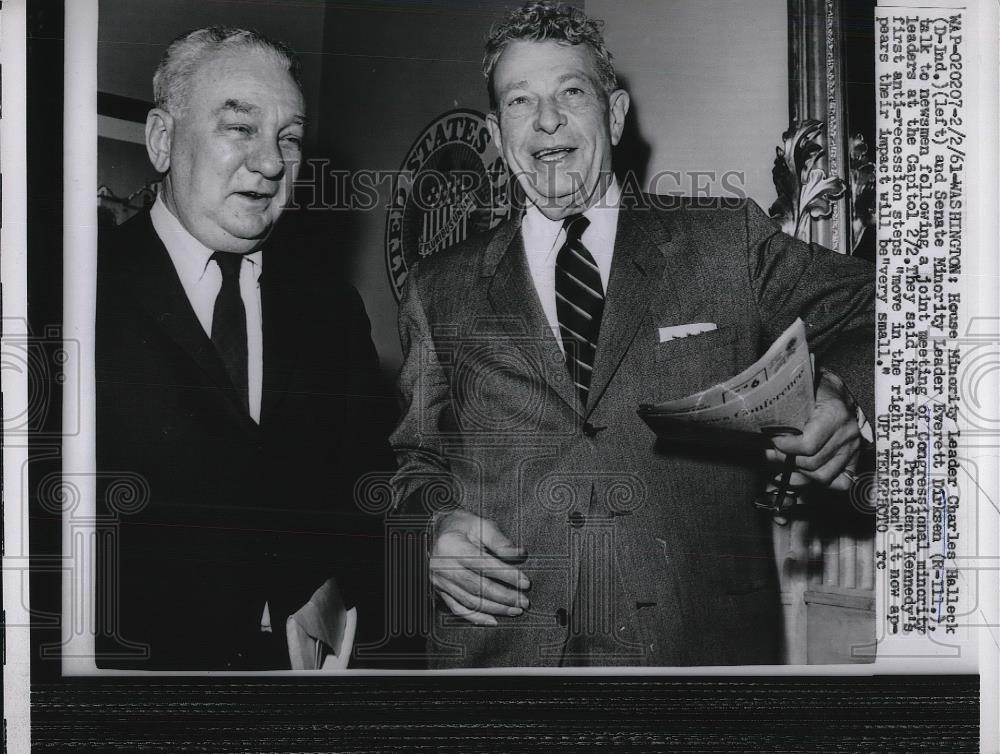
left=121, top=214, right=259, bottom=434
left=586, top=205, right=684, bottom=412
left=485, top=219, right=582, bottom=416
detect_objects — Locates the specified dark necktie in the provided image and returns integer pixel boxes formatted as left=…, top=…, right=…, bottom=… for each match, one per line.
left=555, top=214, right=605, bottom=405
left=210, top=251, right=249, bottom=413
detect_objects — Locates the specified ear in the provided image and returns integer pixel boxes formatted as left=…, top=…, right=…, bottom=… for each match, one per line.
left=607, top=89, right=630, bottom=146
left=486, top=111, right=505, bottom=159
left=145, top=108, right=174, bottom=173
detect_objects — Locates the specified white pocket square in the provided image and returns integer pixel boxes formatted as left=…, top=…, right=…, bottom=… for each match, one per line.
left=657, top=322, right=717, bottom=343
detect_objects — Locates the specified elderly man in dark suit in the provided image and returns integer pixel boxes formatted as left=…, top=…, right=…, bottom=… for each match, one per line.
left=390, top=1, right=874, bottom=668
left=96, top=27, right=390, bottom=670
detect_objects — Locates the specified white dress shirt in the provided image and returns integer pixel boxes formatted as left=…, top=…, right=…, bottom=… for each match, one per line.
left=150, top=195, right=263, bottom=423
left=521, top=179, right=621, bottom=351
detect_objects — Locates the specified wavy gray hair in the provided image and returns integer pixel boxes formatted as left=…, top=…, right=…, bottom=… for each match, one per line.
left=482, top=1, right=618, bottom=112
left=152, top=26, right=302, bottom=114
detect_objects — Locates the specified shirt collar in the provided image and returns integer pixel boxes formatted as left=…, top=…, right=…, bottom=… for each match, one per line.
left=583, top=176, right=621, bottom=251
left=520, top=177, right=621, bottom=256
left=150, top=194, right=263, bottom=286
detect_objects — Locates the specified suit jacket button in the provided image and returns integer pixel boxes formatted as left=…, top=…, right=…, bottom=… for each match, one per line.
left=582, top=422, right=605, bottom=438
left=555, top=608, right=568, bottom=627
left=568, top=511, right=586, bottom=528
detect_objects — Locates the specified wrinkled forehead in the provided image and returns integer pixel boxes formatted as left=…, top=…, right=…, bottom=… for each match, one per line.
left=185, top=46, right=305, bottom=115
left=493, top=39, right=601, bottom=89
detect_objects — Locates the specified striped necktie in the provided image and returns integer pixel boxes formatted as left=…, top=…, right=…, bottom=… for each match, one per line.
left=555, top=214, right=605, bottom=405
left=210, top=251, right=249, bottom=413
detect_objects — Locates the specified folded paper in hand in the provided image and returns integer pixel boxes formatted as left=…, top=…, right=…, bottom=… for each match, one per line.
left=638, top=318, right=814, bottom=448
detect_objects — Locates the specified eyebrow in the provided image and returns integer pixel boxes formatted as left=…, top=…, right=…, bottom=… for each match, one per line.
left=217, top=99, right=260, bottom=116
left=216, top=99, right=307, bottom=126
left=499, top=73, right=590, bottom=95
left=502, top=80, right=530, bottom=93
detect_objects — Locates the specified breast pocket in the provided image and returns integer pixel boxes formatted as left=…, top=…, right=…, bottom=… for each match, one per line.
left=647, top=324, right=739, bottom=402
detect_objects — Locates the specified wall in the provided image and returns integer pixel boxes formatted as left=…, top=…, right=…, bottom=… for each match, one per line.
left=588, top=0, right=789, bottom=209
left=314, top=0, right=510, bottom=372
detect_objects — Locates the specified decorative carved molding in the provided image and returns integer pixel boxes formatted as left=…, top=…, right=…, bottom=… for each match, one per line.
left=769, top=122, right=876, bottom=254
left=822, top=0, right=847, bottom=252
left=783, top=0, right=877, bottom=256
left=769, top=119, right=846, bottom=241
left=848, top=133, right=876, bottom=253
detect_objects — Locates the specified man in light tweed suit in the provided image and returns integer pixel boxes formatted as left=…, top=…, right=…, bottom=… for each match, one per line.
left=390, top=1, right=874, bottom=667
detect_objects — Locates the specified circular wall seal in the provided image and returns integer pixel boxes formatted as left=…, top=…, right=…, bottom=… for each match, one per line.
left=385, top=109, right=511, bottom=300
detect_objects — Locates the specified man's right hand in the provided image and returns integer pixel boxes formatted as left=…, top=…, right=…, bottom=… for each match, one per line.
left=429, top=509, right=531, bottom=626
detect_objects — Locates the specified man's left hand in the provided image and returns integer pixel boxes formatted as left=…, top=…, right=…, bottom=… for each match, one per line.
left=766, top=370, right=861, bottom=491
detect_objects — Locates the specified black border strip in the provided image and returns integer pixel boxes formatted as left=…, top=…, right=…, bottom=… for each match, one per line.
left=30, top=676, right=979, bottom=752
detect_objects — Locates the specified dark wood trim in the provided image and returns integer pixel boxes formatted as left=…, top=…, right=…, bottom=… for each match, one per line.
left=97, top=91, right=153, bottom=123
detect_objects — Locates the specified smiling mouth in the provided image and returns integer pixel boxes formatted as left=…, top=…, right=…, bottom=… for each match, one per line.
left=235, top=191, right=275, bottom=201
left=532, top=147, right=576, bottom=162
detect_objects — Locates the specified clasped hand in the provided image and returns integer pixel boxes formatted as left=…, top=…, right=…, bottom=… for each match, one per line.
left=429, top=509, right=530, bottom=626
